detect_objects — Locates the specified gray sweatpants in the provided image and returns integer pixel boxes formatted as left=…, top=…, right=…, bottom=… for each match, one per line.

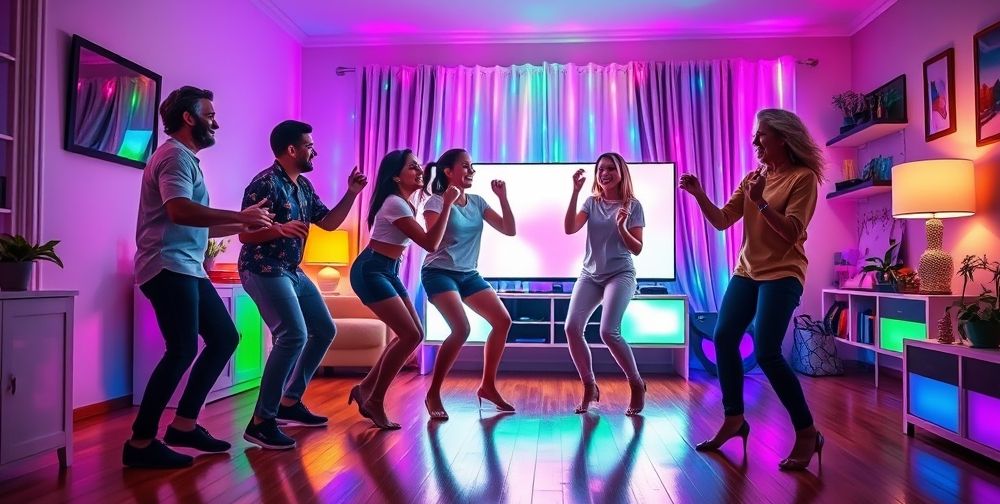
left=564, top=270, right=641, bottom=384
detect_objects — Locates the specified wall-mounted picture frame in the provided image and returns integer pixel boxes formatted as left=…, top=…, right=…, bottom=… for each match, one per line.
left=974, top=19, right=1000, bottom=147
left=65, top=35, right=162, bottom=169
left=923, top=48, right=956, bottom=142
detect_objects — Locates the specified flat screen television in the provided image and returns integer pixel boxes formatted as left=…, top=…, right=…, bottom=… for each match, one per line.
left=65, top=35, right=161, bottom=169
left=451, top=162, right=676, bottom=282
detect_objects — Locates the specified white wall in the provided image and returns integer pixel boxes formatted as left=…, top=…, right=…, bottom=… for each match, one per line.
left=41, top=0, right=301, bottom=407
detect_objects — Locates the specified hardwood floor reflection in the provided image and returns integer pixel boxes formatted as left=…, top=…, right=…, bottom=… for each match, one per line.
left=1, top=366, right=999, bottom=503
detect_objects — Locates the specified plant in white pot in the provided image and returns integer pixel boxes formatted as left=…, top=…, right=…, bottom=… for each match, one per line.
left=0, top=234, right=64, bottom=291
left=204, top=238, right=228, bottom=272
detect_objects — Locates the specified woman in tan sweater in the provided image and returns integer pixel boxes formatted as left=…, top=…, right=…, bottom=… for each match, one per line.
left=679, top=108, right=824, bottom=471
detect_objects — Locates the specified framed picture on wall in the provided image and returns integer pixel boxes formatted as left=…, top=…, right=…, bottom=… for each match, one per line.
left=923, top=48, right=956, bottom=142
left=974, top=19, right=1000, bottom=147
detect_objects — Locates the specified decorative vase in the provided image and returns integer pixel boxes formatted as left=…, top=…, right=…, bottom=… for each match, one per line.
left=961, top=319, right=1000, bottom=349
left=918, top=218, right=952, bottom=294
left=0, top=262, right=34, bottom=291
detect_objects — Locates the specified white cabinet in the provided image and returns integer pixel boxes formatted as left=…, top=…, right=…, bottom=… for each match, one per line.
left=133, top=284, right=267, bottom=407
left=0, top=291, right=76, bottom=470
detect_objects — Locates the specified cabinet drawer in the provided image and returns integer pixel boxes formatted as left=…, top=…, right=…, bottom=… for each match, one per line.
left=879, top=297, right=925, bottom=323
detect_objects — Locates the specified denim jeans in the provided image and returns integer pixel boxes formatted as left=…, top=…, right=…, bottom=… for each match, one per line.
left=134, top=270, right=239, bottom=439
left=241, top=269, right=336, bottom=420
left=715, top=275, right=814, bottom=430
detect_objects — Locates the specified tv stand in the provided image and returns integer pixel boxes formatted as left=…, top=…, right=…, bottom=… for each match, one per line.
left=422, top=292, right=689, bottom=379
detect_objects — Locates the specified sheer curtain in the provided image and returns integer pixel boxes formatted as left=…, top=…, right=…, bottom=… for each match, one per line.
left=354, top=57, right=795, bottom=311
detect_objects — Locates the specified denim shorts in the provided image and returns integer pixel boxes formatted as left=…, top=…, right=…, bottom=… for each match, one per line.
left=350, top=247, right=408, bottom=304
left=421, top=267, right=492, bottom=298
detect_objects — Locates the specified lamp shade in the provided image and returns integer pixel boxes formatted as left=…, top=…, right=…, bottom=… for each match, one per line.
left=303, top=227, right=349, bottom=266
left=892, top=159, right=976, bottom=219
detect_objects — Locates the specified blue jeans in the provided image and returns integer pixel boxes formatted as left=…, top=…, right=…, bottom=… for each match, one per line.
left=715, top=275, right=813, bottom=430
left=241, top=269, right=336, bottom=420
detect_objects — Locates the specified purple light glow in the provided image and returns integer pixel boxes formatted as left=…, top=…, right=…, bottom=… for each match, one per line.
left=968, top=391, right=1000, bottom=452
left=701, top=332, right=754, bottom=363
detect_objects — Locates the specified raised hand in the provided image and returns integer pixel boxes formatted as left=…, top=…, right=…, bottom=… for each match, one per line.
left=572, top=169, right=586, bottom=193
left=347, top=166, right=368, bottom=194
left=678, top=173, right=703, bottom=196
left=276, top=220, right=310, bottom=240
left=241, top=198, right=274, bottom=230
left=491, top=179, right=507, bottom=200
left=746, top=169, right=767, bottom=203
left=443, top=185, right=461, bottom=205
left=616, top=207, right=630, bottom=228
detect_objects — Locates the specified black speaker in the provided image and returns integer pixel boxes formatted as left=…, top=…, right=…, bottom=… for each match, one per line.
left=689, top=312, right=757, bottom=376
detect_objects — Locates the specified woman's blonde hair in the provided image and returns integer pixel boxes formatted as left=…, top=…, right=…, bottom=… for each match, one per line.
left=591, top=152, right=635, bottom=203
left=755, top=108, right=826, bottom=183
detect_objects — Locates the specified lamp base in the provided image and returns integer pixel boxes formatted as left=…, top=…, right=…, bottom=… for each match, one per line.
left=316, top=266, right=342, bottom=296
left=917, top=218, right=953, bottom=294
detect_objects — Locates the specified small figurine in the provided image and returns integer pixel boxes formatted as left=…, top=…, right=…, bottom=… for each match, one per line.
left=937, top=306, right=955, bottom=344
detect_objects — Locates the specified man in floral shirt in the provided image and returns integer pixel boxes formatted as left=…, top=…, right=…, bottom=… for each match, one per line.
left=239, top=120, right=366, bottom=449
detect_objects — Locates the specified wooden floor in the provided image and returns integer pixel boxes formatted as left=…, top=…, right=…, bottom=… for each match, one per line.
left=2, top=365, right=999, bottom=504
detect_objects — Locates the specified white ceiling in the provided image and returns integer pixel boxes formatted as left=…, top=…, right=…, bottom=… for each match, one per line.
left=252, top=0, right=896, bottom=47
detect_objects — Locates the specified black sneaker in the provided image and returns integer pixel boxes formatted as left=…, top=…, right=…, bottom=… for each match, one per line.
left=277, top=401, right=328, bottom=427
left=243, top=418, right=296, bottom=450
left=164, top=425, right=232, bottom=453
left=122, top=439, right=193, bottom=469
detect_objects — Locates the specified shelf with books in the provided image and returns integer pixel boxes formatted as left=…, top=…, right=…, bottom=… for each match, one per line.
left=821, top=289, right=962, bottom=388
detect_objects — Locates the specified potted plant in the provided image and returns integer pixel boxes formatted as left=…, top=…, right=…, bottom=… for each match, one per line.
left=204, top=238, right=228, bottom=272
left=832, top=90, right=867, bottom=132
left=861, top=241, right=903, bottom=292
left=953, top=254, right=1000, bottom=348
left=0, top=234, right=64, bottom=291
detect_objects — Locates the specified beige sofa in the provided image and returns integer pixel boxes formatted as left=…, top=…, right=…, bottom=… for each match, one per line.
left=322, top=295, right=392, bottom=369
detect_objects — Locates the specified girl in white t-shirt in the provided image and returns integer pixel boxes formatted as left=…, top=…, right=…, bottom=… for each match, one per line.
left=563, top=152, right=647, bottom=416
left=348, top=149, right=459, bottom=430
left=420, top=148, right=518, bottom=420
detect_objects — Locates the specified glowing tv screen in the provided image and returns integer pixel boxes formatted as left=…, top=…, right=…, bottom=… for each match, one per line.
left=436, top=162, right=675, bottom=281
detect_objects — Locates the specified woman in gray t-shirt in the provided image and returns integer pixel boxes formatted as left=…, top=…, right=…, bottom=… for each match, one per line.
left=563, top=152, right=647, bottom=416
left=420, top=149, right=517, bottom=420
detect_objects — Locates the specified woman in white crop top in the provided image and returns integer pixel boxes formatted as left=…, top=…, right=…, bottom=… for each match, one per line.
left=348, top=149, right=459, bottom=430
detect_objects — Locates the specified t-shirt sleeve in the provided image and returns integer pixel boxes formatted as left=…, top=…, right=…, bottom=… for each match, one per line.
left=305, top=181, right=331, bottom=224
left=627, top=199, right=645, bottom=228
left=381, top=195, right=414, bottom=223
left=476, top=194, right=493, bottom=216
left=581, top=196, right=594, bottom=215
left=157, top=155, right=196, bottom=203
left=784, top=171, right=819, bottom=238
left=423, top=194, right=444, bottom=214
left=719, top=173, right=749, bottom=228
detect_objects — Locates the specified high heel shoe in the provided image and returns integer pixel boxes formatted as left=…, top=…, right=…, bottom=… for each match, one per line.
left=625, top=380, right=647, bottom=416
left=476, top=388, right=515, bottom=412
left=779, top=431, right=824, bottom=471
left=359, top=399, right=401, bottom=431
left=425, top=397, right=449, bottom=420
left=575, top=382, right=601, bottom=414
left=348, top=385, right=370, bottom=419
left=695, top=420, right=751, bottom=455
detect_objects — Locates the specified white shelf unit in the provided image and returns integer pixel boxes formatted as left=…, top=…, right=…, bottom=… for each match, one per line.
left=422, top=292, right=689, bottom=380
left=821, top=288, right=962, bottom=387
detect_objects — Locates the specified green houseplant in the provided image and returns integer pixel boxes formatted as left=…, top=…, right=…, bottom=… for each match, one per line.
left=0, top=234, right=64, bottom=291
left=953, top=254, right=1000, bottom=348
left=861, top=241, right=903, bottom=292
left=832, top=90, right=867, bottom=131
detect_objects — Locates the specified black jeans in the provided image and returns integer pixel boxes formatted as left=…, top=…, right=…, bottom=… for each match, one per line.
left=714, top=275, right=814, bottom=430
left=133, top=270, right=239, bottom=439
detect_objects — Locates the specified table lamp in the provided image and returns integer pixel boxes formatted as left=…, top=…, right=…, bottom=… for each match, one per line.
left=891, top=159, right=975, bottom=294
left=303, top=227, right=349, bottom=295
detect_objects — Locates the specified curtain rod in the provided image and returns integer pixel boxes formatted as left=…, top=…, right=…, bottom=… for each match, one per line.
left=335, top=58, right=818, bottom=76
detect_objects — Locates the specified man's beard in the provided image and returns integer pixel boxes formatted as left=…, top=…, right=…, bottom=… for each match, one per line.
left=299, top=158, right=315, bottom=173
left=192, top=119, right=216, bottom=149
